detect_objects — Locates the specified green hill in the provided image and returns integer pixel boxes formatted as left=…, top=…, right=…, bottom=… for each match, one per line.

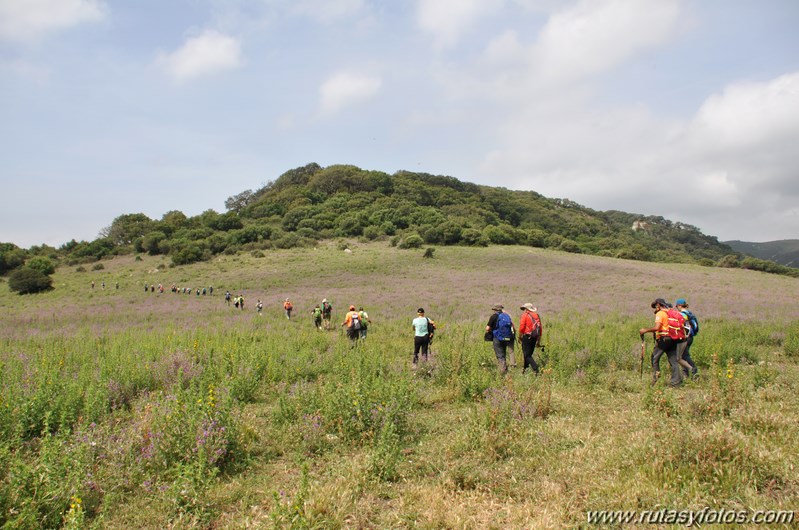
left=725, top=239, right=799, bottom=268
left=3, top=163, right=798, bottom=280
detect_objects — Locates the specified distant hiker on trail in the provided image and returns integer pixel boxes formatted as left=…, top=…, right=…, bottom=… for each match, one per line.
left=486, top=304, right=513, bottom=374
left=91, top=281, right=95, bottom=289
left=358, top=307, right=372, bottom=339
left=519, top=303, right=542, bottom=374
left=202, top=287, right=207, bottom=295
left=101, top=281, right=105, bottom=290
left=225, top=291, right=231, bottom=305
left=640, top=298, right=686, bottom=387
left=283, top=298, right=293, bottom=319
left=256, top=300, right=263, bottom=315
left=144, top=283, right=148, bottom=293
left=412, top=308, right=433, bottom=368
left=321, top=299, right=333, bottom=330
left=342, top=305, right=361, bottom=343
left=312, top=305, right=323, bottom=330
left=675, top=298, right=699, bottom=377
left=209, top=286, right=213, bottom=296
left=239, top=295, right=245, bottom=310
left=234, top=295, right=240, bottom=309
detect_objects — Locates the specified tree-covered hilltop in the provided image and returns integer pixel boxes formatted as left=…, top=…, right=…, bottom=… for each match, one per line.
left=3, top=163, right=798, bottom=281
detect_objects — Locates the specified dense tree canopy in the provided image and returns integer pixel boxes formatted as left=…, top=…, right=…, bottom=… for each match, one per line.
left=5, top=163, right=795, bottom=279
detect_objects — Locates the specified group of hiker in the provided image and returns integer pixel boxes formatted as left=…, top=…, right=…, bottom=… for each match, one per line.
left=478, top=303, right=543, bottom=374
left=639, top=297, right=700, bottom=387
left=143, top=283, right=214, bottom=296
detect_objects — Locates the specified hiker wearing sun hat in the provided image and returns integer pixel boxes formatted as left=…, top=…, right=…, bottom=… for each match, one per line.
left=675, top=298, right=699, bottom=377
left=486, top=304, right=512, bottom=374
left=639, top=298, right=683, bottom=387
left=519, top=303, right=542, bottom=374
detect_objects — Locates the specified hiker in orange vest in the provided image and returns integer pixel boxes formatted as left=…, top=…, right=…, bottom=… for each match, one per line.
left=283, top=298, right=293, bottom=319
left=639, top=298, right=683, bottom=387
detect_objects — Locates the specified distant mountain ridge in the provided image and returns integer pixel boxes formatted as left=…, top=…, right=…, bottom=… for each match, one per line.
left=724, top=240, right=799, bottom=268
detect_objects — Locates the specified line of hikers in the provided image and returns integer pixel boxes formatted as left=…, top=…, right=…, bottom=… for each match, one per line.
left=639, top=297, right=700, bottom=387
left=144, top=283, right=214, bottom=295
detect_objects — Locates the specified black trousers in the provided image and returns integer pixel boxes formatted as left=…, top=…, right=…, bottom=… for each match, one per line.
left=413, top=335, right=429, bottom=363
left=521, top=334, right=540, bottom=373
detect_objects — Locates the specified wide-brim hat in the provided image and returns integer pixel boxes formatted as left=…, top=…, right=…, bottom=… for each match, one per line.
left=651, top=298, right=668, bottom=308
left=520, top=303, right=537, bottom=311
left=491, top=304, right=504, bottom=311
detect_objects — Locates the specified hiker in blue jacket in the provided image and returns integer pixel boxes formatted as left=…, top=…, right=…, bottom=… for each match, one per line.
left=486, top=304, right=513, bottom=374
left=675, top=298, right=699, bottom=377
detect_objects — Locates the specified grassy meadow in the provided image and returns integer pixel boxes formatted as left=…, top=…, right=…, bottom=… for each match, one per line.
left=1, top=242, right=798, bottom=528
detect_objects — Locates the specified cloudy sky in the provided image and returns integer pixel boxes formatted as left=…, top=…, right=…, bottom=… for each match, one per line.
left=1, top=0, right=798, bottom=248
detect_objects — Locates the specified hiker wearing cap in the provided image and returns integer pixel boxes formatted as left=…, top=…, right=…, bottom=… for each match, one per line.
left=675, top=298, right=699, bottom=377
left=321, top=299, right=333, bottom=330
left=639, top=298, right=683, bottom=387
left=519, top=303, right=542, bottom=374
left=486, top=304, right=513, bottom=374
left=412, top=308, right=432, bottom=367
left=342, top=305, right=361, bottom=342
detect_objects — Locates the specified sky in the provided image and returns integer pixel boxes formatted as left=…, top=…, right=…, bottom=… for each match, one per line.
left=1, top=0, right=798, bottom=249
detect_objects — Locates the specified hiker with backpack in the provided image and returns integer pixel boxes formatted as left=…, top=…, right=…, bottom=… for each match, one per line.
left=358, top=307, right=372, bottom=339
left=639, top=298, right=686, bottom=387
left=283, top=298, right=293, bottom=319
left=486, top=304, right=513, bottom=374
left=342, top=305, right=361, bottom=343
left=412, top=307, right=434, bottom=367
left=322, top=299, right=333, bottom=330
left=518, top=303, right=542, bottom=374
left=675, top=298, right=699, bottom=377
left=312, top=304, right=323, bottom=330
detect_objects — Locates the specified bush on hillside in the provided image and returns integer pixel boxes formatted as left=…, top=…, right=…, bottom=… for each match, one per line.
left=8, top=266, right=53, bottom=294
left=25, top=256, right=56, bottom=276
left=398, top=234, right=424, bottom=249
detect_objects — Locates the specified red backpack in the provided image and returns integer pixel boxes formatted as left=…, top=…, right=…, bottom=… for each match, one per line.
left=666, top=308, right=686, bottom=341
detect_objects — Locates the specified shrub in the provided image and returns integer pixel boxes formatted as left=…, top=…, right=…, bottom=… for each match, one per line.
left=460, top=228, right=489, bottom=247
left=398, top=234, right=423, bottom=249
left=26, top=256, right=56, bottom=276
left=75, top=266, right=86, bottom=272
left=8, top=266, right=53, bottom=294
left=717, top=254, right=740, bottom=268
left=91, top=263, right=105, bottom=271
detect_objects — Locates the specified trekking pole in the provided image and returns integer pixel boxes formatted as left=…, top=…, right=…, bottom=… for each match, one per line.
left=639, top=334, right=645, bottom=380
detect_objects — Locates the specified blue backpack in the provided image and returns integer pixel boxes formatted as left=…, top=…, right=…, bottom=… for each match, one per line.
left=682, top=309, right=699, bottom=336
left=493, top=312, right=513, bottom=341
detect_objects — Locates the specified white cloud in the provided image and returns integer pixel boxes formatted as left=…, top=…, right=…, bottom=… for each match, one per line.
left=0, top=0, right=106, bottom=42
left=156, top=30, right=243, bottom=83
left=417, top=0, right=503, bottom=49
left=477, top=69, right=799, bottom=240
left=319, top=72, right=382, bottom=116
left=532, top=0, right=681, bottom=83
left=689, top=72, right=799, bottom=153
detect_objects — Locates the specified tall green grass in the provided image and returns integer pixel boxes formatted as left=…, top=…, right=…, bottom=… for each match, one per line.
left=1, top=244, right=798, bottom=528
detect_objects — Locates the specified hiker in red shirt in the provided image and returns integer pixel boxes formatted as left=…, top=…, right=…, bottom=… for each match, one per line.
left=518, top=303, right=542, bottom=374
